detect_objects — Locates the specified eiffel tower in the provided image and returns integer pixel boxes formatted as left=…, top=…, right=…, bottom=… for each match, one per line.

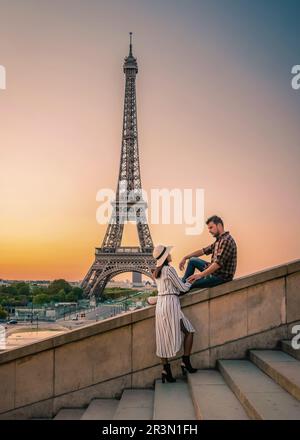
left=81, top=33, right=156, bottom=298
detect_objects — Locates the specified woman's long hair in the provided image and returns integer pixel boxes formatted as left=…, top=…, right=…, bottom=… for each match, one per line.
left=152, top=257, right=169, bottom=279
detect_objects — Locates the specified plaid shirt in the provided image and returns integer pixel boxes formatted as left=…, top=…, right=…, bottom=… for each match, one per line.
left=202, top=231, right=237, bottom=281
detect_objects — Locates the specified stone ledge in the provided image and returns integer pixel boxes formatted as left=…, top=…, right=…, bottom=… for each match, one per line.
left=204, top=263, right=288, bottom=300
left=187, top=259, right=299, bottom=300
left=287, top=259, right=300, bottom=274
left=0, top=320, right=295, bottom=419
left=0, top=259, right=298, bottom=366
left=0, top=313, right=133, bottom=365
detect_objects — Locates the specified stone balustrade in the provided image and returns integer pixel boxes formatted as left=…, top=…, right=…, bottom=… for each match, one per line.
left=0, top=260, right=299, bottom=419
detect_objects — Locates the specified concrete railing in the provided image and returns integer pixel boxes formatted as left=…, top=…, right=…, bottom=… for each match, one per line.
left=0, top=259, right=299, bottom=419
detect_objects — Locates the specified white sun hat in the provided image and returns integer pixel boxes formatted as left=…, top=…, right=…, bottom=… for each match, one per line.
left=153, top=244, right=173, bottom=267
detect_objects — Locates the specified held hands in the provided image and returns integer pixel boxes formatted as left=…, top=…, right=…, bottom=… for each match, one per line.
left=187, top=272, right=204, bottom=283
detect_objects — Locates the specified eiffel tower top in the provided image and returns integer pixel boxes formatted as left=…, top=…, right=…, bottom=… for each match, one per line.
left=123, top=32, right=138, bottom=74
left=94, top=32, right=154, bottom=254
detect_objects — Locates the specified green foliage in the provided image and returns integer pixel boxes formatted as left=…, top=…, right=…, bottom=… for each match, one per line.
left=102, top=287, right=140, bottom=301
left=1, top=285, right=17, bottom=296
left=47, top=279, right=72, bottom=295
left=51, top=289, right=66, bottom=302
left=31, top=285, right=47, bottom=296
left=71, top=287, right=84, bottom=300
left=65, top=292, right=74, bottom=302
left=17, top=284, right=31, bottom=296
left=0, top=279, right=83, bottom=307
left=0, top=306, right=8, bottom=319
left=0, top=295, right=9, bottom=306
left=33, top=294, right=49, bottom=305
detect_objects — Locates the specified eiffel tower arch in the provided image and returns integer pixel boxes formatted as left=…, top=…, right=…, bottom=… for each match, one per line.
left=81, top=33, right=156, bottom=298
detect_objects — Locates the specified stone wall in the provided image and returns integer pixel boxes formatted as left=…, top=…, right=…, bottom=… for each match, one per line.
left=0, top=260, right=299, bottom=419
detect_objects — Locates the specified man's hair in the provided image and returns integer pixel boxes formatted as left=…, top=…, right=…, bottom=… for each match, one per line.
left=206, top=215, right=224, bottom=227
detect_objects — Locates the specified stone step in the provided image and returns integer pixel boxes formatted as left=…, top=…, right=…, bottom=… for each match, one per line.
left=80, top=398, right=119, bottom=420
left=250, top=350, right=300, bottom=401
left=113, top=389, right=154, bottom=420
left=281, top=340, right=300, bottom=361
left=188, top=370, right=249, bottom=420
left=153, top=379, right=196, bottom=420
left=218, top=359, right=300, bottom=420
left=53, top=408, right=85, bottom=420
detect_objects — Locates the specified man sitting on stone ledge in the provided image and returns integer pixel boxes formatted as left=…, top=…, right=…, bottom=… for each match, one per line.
left=179, top=215, right=237, bottom=290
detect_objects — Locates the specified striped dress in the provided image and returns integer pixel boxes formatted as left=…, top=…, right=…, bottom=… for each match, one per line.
left=155, top=264, right=196, bottom=358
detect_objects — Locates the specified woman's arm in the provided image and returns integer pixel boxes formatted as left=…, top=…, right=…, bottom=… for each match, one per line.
left=167, top=266, right=191, bottom=293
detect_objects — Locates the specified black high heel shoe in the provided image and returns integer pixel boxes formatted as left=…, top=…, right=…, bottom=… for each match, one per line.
left=181, top=355, right=197, bottom=374
left=161, top=362, right=176, bottom=383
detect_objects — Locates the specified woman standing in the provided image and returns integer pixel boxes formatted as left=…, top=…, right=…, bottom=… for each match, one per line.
left=151, top=244, right=197, bottom=383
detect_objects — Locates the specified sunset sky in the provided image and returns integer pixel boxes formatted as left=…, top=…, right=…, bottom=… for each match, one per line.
left=0, top=0, right=299, bottom=281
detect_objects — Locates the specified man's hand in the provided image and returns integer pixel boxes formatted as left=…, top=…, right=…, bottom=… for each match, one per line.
left=187, top=272, right=204, bottom=283
left=179, top=257, right=187, bottom=271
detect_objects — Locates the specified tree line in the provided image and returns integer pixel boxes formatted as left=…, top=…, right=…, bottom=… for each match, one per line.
left=0, top=279, right=84, bottom=318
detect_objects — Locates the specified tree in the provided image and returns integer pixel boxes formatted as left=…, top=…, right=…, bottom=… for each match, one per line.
left=48, top=279, right=72, bottom=295
left=52, top=289, right=66, bottom=302
left=0, top=306, right=8, bottom=319
left=33, top=294, right=49, bottom=305
left=66, top=292, right=75, bottom=302
left=31, top=286, right=45, bottom=296
left=2, top=285, right=17, bottom=296
left=0, top=296, right=9, bottom=306
left=71, top=287, right=83, bottom=301
left=17, top=284, right=30, bottom=296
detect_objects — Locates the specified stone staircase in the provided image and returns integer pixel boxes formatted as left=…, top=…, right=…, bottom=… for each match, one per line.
left=50, top=339, right=300, bottom=420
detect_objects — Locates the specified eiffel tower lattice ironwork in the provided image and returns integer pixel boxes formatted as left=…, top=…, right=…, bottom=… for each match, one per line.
left=81, top=33, right=156, bottom=298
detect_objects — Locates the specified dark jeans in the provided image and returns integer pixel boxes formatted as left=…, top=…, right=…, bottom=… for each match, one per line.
left=182, top=257, right=227, bottom=289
